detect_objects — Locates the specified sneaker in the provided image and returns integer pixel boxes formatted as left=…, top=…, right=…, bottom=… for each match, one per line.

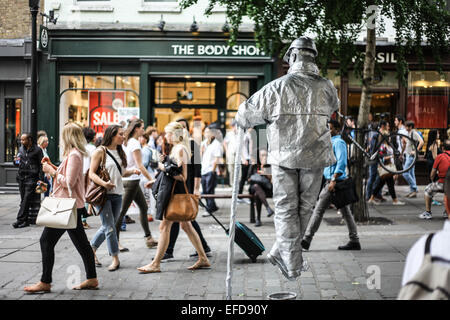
left=374, top=196, right=387, bottom=203
left=160, top=253, right=174, bottom=262
left=120, top=223, right=126, bottom=231
left=242, top=199, right=251, bottom=204
left=189, top=247, right=212, bottom=258
left=392, top=200, right=405, bottom=205
left=338, top=241, right=361, bottom=250
left=201, top=212, right=211, bottom=217
left=125, top=215, right=135, bottom=224
left=407, top=191, right=417, bottom=198
left=419, top=211, right=432, bottom=220
left=254, top=220, right=262, bottom=227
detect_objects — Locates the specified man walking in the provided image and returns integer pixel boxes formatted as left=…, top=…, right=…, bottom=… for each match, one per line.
left=13, top=133, right=44, bottom=228
left=235, top=36, right=339, bottom=280
left=402, top=121, right=424, bottom=198
left=420, top=139, right=450, bottom=220
left=201, top=124, right=223, bottom=215
left=301, top=120, right=361, bottom=251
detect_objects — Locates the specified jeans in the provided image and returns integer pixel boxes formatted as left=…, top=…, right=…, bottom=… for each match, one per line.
left=304, top=182, right=359, bottom=242
left=91, top=194, right=122, bottom=256
left=40, top=208, right=96, bottom=284
left=201, top=172, right=218, bottom=212
left=366, top=163, right=381, bottom=200
left=402, top=155, right=417, bottom=192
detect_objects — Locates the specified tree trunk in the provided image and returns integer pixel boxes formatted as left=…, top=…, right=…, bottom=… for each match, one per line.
left=351, top=25, right=376, bottom=222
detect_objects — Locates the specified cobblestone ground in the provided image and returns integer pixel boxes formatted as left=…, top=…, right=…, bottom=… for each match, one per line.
left=0, top=185, right=446, bottom=300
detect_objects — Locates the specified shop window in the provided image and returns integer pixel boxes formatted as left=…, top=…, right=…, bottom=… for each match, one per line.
left=155, top=81, right=215, bottom=105
left=60, top=75, right=140, bottom=139
left=348, top=71, right=399, bottom=89
left=116, top=76, right=140, bottom=107
left=225, top=80, right=250, bottom=128
left=407, top=71, right=450, bottom=129
left=4, top=98, right=21, bottom=162
left=84, top=76, right=114, bottom=89
left=347, top=92, right=397, bottom=122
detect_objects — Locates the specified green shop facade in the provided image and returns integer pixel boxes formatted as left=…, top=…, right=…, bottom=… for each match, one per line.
left=37, top=28, right=275, bottom=163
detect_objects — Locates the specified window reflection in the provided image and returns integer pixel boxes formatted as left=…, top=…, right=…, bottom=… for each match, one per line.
left=155, top=81, right=215, bottom=105
left=5, top=99, right=22, bottom=162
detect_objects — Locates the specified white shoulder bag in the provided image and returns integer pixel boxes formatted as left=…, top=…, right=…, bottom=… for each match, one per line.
left=36, top=160, right=77, bottom=229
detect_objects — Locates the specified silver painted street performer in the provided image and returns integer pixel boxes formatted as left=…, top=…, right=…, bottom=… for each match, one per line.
left=234, top=36, right=340, bottom=280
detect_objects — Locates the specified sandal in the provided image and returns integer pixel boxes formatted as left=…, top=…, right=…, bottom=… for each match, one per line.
left=137, top=265, right=161, bottom=274
left=24, top=282, right=51, bottom=293
left=187, top=259, right=211, bottom=270
left=72, top=279, right=99, bottom=290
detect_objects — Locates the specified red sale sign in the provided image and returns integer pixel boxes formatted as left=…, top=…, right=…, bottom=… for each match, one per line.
left=88, top=91, right=125, bottom=136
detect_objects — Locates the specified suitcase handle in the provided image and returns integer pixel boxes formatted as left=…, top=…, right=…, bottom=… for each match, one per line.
left=199, top=199, right=229, bottom=233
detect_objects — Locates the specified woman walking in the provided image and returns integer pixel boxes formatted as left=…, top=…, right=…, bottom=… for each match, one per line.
left=248, top=149, right=274, bottom=227
left=137, top=122, right=211, bottom=273
left=368, top=123, right=405, bottom=206
left=89, top=125, right=140, bottom=271
left=24, top=123, right=98, bottom=293
left=116, top=119, right=157, bottom=251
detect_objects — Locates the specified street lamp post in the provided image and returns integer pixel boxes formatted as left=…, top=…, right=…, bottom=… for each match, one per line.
left=29, top=0, right=39, bottom=139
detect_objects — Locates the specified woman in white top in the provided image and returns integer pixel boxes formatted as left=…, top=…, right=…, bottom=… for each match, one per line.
left=116, top=119, right=158, bottom=251
left=89, top=125, right=140, bottom=271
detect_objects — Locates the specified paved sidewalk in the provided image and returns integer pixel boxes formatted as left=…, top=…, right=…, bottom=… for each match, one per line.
left=0, top=185, right=446, bottom=300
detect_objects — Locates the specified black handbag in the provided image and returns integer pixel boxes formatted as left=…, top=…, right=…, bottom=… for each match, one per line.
left=249, top=173, right=272, bottom=192
left=330, top=177, right=359, bottom=209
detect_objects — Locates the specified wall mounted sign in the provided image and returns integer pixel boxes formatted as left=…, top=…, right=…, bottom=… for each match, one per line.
left=49, top=38, right=272, bottom=60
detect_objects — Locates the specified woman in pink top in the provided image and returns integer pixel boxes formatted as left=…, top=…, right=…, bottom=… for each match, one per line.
left=24, top=123, right=98, bottom=293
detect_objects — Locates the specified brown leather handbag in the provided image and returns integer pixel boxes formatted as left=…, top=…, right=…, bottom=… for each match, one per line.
left=165, top=180, right=199, bottom=221
left=85, top=147, right=110, bottom=214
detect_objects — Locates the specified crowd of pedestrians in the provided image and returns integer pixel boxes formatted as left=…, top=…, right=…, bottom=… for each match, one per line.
left=12, top=111, right=450, bottom=296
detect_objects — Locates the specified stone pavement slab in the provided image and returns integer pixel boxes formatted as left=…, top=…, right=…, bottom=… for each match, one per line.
left=0, top=185, right=447, bottom=300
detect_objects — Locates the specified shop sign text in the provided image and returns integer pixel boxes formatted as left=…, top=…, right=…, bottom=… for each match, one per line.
left=171, top=44, right=266, bottom=57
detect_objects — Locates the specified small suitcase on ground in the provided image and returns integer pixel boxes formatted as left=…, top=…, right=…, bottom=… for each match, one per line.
left=199, top=199, right=265, bottom=262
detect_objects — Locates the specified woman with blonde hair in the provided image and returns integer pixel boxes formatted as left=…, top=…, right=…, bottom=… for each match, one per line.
left=137, top=122, right=211, bottom=273
left=24, top=122, right=98, bottom=293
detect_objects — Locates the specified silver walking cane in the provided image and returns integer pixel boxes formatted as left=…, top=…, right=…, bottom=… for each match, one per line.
left=226, top=126, right=245, bottom=300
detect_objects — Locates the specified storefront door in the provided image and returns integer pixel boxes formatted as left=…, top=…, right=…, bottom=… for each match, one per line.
left=347, top=91, right=398, bottom=123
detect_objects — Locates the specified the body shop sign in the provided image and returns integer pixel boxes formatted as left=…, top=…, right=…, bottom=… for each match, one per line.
left=89, top=91, right=125, bottom=136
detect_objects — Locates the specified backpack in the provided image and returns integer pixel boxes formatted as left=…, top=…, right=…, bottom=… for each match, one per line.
left=397, top=233, right=450, bottom=300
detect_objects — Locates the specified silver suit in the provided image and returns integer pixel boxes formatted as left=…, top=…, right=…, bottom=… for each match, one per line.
left=234, top=37, right=340, bottom=280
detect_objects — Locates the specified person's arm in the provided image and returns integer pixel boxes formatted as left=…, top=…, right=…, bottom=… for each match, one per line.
left=416, top=132, right=424, bottom=153
left=37, top=147, right=45, bottom=182
left=55, top=152, right=83, bottom=192
left=172, top=148, right=188, bottom=182
left=430, top=167, right=437, bottom=182
left=328, top=141, right=347, bottom=192
left=88, top=149, right=115, bottom=190
left=132, top=149, right=153, bottom=181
